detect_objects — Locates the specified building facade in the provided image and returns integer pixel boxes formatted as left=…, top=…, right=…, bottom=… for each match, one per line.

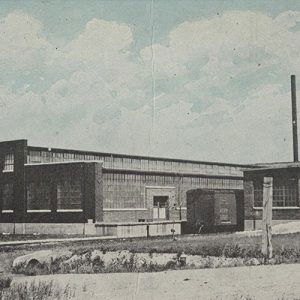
left=244, top=163, right=300, bottom=230
left=0, top=139, right=251, bottom=227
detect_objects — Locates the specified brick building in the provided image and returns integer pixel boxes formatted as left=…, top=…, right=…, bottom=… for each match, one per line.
left=244, top=162, right=300, bottom=230
left=0, top=139, right=251, bottom=231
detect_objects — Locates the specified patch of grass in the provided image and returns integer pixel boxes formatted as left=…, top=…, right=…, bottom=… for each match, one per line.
left=0, top=280, right=76, bottom=300
left=1, top=232, right=300, bottom=275
left=0, top=275, right=12, bottom=290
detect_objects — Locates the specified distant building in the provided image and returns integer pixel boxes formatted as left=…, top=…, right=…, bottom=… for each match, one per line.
left=0, top=139, right=250, bottom=231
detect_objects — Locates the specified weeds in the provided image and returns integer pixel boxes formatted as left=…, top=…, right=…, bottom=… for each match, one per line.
left=0, top=280, right=76, bottom=300
left=0, top=275, right=12, bottom=290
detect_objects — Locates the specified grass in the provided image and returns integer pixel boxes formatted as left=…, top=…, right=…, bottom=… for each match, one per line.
left=0, top=280, right=77, bottom=300
left=1, top=232, right=300, bottom=275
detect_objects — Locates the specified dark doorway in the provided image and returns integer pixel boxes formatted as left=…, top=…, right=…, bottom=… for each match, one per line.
left=153, top=196, right=169, bottom=220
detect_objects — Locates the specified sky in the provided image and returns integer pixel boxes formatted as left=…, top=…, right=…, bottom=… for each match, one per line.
left=0, top=0, right=300, bottom=164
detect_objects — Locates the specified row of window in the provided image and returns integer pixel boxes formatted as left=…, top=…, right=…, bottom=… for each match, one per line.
left=0, top=180, right=82, bottom=211
left=103, top=174, right=243, bottom=209
left=27, top=150, right=243, bottom=176
left=103, top=173, right=243, bottom=188
left=253, top=178, right=299, bottom=207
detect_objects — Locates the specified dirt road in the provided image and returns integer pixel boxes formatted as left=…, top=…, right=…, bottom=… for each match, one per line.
left=15, top=264, right=300, bottom=299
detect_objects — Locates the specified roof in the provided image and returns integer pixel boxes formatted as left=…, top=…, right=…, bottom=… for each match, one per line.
left=27, top=144, right=255, bottom=168
left=244, top=161, right=300, bottom=172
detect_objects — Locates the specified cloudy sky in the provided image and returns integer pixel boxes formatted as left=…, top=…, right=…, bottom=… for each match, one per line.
left=0, top=0, right=299, bottom=164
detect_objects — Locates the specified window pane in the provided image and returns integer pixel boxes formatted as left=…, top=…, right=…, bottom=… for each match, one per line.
left=2, top=183, right=13, bottom=210
left=3, top=154, right=14, bottom=172
left=27, top=182, right=51, bottom=210
left=57, top=180, right=82, bottom=210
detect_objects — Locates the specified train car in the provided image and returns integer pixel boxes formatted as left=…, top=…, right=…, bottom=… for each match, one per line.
left=185, top=189, right=244, bottom=233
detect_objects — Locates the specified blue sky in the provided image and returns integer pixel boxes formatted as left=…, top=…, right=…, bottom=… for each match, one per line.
left=0, top=0, right=299, bottom=163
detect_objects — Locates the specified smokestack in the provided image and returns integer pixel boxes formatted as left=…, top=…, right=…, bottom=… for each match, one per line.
left=291, top=75, right=298, bottom=162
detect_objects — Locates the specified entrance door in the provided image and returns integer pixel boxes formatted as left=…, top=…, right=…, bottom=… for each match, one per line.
left=153, top=196, right=169, bottom=220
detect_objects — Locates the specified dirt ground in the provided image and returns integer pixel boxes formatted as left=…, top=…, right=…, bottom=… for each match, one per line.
left=14, top=263, right=300, bottom=300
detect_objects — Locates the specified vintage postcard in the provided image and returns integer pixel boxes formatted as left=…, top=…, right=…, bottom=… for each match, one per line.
left=0, top=1, right=299, bottom=299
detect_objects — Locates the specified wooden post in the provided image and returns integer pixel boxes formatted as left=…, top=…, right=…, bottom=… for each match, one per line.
left=262, top=177, right=273, bottom=259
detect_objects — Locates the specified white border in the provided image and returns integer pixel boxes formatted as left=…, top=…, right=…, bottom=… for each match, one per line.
left=27, top=209, right=51, bottom=213
left=57, top=209, right=83, bottom=212
left=104, top=208, right=147, bottom=211
left=1, top=210, right=13, bottom=213
left=254, top=207, right=300, bottom=210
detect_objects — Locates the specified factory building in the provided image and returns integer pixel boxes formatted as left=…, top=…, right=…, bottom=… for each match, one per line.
left=0, top=139, right=250, bottom=234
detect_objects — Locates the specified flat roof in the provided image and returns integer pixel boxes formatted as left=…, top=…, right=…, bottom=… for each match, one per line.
left=27, top=144, right=255, bottom=168
left=244, top=161, right=300, bottom=172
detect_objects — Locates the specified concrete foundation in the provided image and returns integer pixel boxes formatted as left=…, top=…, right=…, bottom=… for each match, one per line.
left=0, top=221, right=182, bottom=238
left=244, top=219, right=300, bottom=231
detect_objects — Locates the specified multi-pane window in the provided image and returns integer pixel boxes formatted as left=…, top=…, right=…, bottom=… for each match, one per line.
left=253, top=180, right=263, bottom=207
left=52, top=152, right=64, bottom=162
left=74, top=153, right=85, bottom=161
left=273, top=179, right=298, bottom=207
left=57, top=179, right=82, bottom=210
left=113, top=157, right=123, bottom=169
left=41, top=151, right=51, bottom=163
left=103, top=156, right=113, bottom=168
left=28, top=151, right=42, bottom=163
left=64, top=153, right=75, bottom=161
left=3, top=154, right=14, bottom=172
left=164, top=161, right=172, bottom=171
left=141, top=159, right=148, bottom=171
left=254, top=178, right=298, bottom=207
left=26, top=182, right=51, bottom=210
left=1, top=183, right=13, bottom=211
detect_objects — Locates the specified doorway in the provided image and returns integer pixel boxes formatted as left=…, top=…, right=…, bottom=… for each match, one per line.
left=153, top=196, right=169, bottom=220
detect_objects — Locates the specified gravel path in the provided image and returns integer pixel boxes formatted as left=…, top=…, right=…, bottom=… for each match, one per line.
left=15, top=264, right=300, bottom=300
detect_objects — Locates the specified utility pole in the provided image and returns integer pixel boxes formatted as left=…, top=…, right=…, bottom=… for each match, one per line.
left=262, top=177, right=273, bottom=259
left=291, top=75, right=298, bottom=162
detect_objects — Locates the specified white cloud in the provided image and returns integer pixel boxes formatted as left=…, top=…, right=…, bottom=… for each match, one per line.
left=0, top=11, right=52, bottom=70
left=0, top=10, right=299, bottom=164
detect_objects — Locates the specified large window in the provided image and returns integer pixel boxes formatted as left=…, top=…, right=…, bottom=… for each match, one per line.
left=26, top=182, right=51, bottom=211
left=1, top=183, right=13, bottom=211
left=254, top=178, right=298, bottom=207
left=3, top=154, right=14, bottom=172
left=57, top=180, right=82, bottom=211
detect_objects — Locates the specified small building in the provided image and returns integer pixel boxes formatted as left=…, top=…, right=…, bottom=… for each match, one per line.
left=0, top=139, right=252, bottom=234
left=244, top=162, right=300, bottom=231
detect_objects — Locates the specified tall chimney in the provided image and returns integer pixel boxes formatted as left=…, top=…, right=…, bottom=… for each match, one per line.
left=291, top=75, right=298, bottom=162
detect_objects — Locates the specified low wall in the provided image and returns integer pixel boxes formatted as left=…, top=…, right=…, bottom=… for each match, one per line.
left=0, top=221, right=182, bottom=238
left=95, top=221, right=182, bottom=238
left=244, top=219, right=300, bottom=231
left=0, top=223, right=96, bottom=235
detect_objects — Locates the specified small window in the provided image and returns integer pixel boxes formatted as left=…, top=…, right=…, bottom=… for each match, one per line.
left=57, top=179, right=82, bottom=210
left=3, top=154, right=14, bottom=172
left=27, top=182, right=51, bottom=211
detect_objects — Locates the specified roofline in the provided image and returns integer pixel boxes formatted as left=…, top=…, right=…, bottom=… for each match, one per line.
left=101, top=167, right=244, bottom=180
left=244, top=166, right=300, bottom=172
left=27, top=145, right=254, bottom=168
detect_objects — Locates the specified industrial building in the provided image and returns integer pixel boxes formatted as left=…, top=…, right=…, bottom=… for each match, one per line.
left=0, top=139, right=251, bottom=235
left=1, top=77, right=298, bottom=236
